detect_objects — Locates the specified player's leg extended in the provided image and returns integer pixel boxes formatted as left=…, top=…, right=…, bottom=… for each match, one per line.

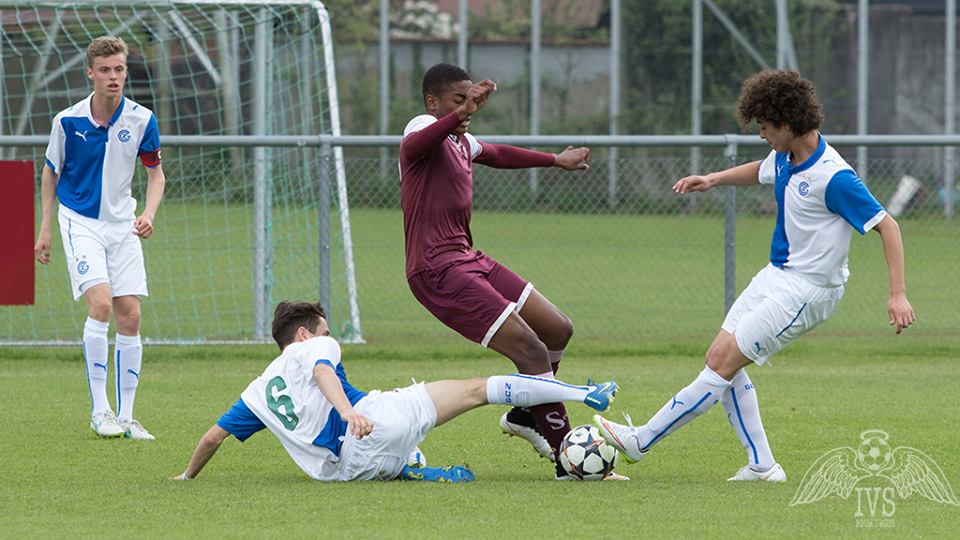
left=488, top=314, right=572, bottom=463
left=112, top=295, right=153, bottom=440
left=595, top=332, right=750, bottom=463
left=425, top=376, right=617, bottom=427
left=83, top=283, right=124, bottom=437
left=720, top=366, right=779, bottom=479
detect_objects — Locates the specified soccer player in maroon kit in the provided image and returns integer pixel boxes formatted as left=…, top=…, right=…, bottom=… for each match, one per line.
left=400, top=63, right=598, bottom=479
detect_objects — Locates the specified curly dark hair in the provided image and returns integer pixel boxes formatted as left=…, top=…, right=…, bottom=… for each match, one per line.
left=271, top=301, right=326, bottom=350
left=736, top=70, right=823, bottom=135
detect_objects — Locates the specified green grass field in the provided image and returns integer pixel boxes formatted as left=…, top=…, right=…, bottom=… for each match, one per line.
left=1, top=336, right=958, bottom=538
left=2, top=207, right=958, bottom=538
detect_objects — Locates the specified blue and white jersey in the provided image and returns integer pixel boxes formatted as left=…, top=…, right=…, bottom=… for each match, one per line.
left=45, top=94, right=160, bottom=221
left=236, top=336, right=367, bottom=481
left=757, top=135, right=886, bottom=287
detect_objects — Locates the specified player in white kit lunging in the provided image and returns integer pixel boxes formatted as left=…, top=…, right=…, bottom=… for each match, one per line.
left=595, top=70, right=915, bottom=482
left=173, top=301, right=619, bottom=482
left=34, top=36, right=166, bottom=440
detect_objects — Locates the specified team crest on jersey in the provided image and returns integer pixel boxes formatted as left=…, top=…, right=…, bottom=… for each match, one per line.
left=798, top=181, right=811, bottom=197
left=117, top=129, right=131, bottom=143
left=77, top=260, right=89, bottom=275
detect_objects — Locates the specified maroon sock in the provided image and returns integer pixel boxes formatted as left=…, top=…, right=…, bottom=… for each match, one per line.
left=527, top=402, right=571, bottom=474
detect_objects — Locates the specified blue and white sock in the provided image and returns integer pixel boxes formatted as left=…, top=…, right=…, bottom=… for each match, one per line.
left=486, top=374, right=590, bottom=407
left=115, top=333, right=143, bottom=422
left=635, top=366, right=731, bottom=451
left=83, top=317, right=111, bottom=415
left=721, top=369, right=776, bottom=471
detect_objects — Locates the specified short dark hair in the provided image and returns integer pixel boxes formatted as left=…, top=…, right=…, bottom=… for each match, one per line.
left=271, top=301, right=326, bottom=350
left=422, top=63, right=470, bottom=105
left=736, top=70, right=823, bottom=135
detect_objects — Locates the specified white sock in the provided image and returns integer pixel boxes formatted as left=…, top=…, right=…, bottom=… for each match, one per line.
left=721, top=369, right=776, bottom=471
left=486, top=374, right=590, bottom=407
left=115, top=334, right=143, bottom=422
left=635, top=366, right=731, bottom=451
left=83, top=317, right=111, bottom=415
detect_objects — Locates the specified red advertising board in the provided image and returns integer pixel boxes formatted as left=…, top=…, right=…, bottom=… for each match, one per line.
left=0, top=161, right=35, bottom=305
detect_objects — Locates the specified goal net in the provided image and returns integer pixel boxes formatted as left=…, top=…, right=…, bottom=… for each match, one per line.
left=0, top=0, right=363, bottom=344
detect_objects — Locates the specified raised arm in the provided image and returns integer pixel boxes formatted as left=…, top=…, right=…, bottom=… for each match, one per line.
left=400, top=79, right=496, bottom=161
left=172, top=425, right=230, bottom=480
left=313, top=364, right=373, bottom=439
left=134, top=164, right=166, bottom=239
left=34, top=164, right=59, bottom=264
left=474, top=144, right=589, bottom=171
left=673, top=160, right=761, bottom=193
left=872, top=214, right=916, bottom=334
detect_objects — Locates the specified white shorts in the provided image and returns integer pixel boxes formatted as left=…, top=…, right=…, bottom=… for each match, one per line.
left=721, top=264, right=843, bottom=365
left=337, top=382, right=437, bottom=481
left=58, top=206, right=148, bottom=301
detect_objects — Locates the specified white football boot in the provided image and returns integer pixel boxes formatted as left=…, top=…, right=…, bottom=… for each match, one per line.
left=593, top=414, right=648, bottom=464
left=500, top=410, right=554, bottom=462
left=119, top=419, right=156, bottom=440
left=727, top=463, right=786, bottom=482
left=90, top=410, right=125, bottom=438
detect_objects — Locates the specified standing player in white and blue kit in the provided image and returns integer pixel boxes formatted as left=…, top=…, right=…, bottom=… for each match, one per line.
left=595, top=70, right=916, bottom=481
left=33, top=37, right=166, bottom=440
left=172, top=301, right=618, bottom=482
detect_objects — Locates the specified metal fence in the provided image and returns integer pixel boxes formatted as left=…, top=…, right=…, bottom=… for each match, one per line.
left=2, top=134, right=958, bottom=344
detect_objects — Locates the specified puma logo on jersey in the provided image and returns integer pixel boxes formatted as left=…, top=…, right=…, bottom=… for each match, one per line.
left=74, top=130, right=88, bottom=142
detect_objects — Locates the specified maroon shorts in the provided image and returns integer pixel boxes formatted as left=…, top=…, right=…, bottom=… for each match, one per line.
left=407, top=252, right=532, bottom=346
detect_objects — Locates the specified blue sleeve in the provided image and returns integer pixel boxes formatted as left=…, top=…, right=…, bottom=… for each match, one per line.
left=216, top=398, right=266, bottom=442
left=138, top=113, right=160, bottom=154
left=824, top=169, right=886, bottom=235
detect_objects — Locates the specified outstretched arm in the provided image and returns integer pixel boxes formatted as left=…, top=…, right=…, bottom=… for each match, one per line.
left=474, top=144, right=589, bottom=171
left=314, top=364, right=374, bottom=439
left=673, top=160, right=761, bottom=193
left=172, top=425, right=230, bottom=480
left=873, top=214, right=915, bottom=334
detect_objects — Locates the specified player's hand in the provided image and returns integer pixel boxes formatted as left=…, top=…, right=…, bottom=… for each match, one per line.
left=343, top=411, right=373, bottom=439
left=458, top=80, right=497, bottom=118
left=554, top=145, right=590, bottom=171
left=673, top=175, right=713, bottom=193
left=887, top=293, right=915, bottom=334
left=34, top=230, right=52, bottom=264
left=134, top=214, right=154, bottom=239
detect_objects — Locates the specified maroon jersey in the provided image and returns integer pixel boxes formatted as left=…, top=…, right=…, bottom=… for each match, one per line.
left=400, top=113, right=483, bottom=277
left=399, top=112, right=555, bottom=278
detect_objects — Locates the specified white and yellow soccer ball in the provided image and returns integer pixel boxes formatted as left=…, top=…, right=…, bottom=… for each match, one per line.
left=559, top=424, right=618, bottom=480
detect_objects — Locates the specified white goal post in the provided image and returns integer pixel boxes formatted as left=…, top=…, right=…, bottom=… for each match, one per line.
left=0, top=0, right=363, bottom=344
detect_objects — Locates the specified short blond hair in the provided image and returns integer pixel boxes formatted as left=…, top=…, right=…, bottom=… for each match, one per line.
left=86, top=36, right=128, bottom=68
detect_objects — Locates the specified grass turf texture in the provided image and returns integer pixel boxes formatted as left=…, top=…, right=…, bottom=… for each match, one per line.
left=1, top=336, right=957, bottom=538
left=6, top=208, right=958, bottom=342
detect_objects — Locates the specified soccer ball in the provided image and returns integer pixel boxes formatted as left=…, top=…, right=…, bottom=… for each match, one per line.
left=857, top=431, right=893, bottom=472
left=559, top=424, right=618, bottom=480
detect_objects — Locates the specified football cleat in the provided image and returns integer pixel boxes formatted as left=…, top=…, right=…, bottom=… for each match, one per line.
left=90, top=410, right=125, bottom=438
left=593, top=413, right=647, bottom=464
left=500, top=409, right=554, bottom=462
left=400, top=464, right=474, bottom=483
left=727, top=463, right=786, bottom=482
left=583, top=380, right=619, bottom=412
left=119, top=419, right=156, bottom=440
